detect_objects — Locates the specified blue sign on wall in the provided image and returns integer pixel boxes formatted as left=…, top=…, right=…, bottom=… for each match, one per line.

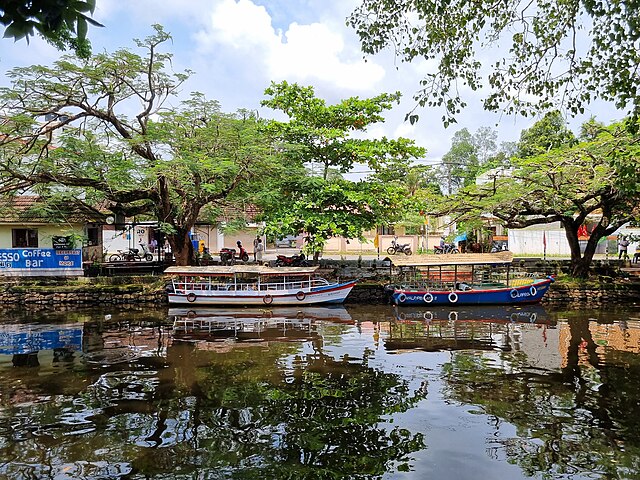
left=0, top=248, right=82, bottom=271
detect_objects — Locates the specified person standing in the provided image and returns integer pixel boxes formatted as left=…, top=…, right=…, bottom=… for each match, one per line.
left=255, top=238, right=264, bottom=264
left=253, top=236, right=260, bottom=261
left=619, top=236, right=630, bottom=260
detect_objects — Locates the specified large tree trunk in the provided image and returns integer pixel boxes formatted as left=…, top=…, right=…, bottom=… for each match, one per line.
left=169, top=229, right=195, bottom=266
left=563, top=220, right=604, bottom=278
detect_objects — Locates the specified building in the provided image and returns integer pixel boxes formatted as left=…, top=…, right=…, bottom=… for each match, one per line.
left=0, top=196, right=103, bottom=276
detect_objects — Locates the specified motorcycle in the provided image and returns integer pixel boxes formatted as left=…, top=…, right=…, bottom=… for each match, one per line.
left=387, top=238, right=412, bottom=255
left=275, top=252, right=309, bottom=267
left=490, top=241, right=508, bottom=252
left=434, top=243, right=459, bottom=254
left=219, top=247, right=249, bottom=265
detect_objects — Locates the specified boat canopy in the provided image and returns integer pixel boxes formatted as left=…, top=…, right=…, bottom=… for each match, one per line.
left=164, top=265, right=320, bottom=276
left=386, top=251, right=514, bottom=267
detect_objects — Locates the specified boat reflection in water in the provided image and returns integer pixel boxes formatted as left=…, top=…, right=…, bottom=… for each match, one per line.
left=383, top=304, right=555, bottom=353
left=169, top=306, right=352, bottom=345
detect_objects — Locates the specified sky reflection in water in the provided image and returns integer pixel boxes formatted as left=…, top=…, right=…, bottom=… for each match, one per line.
left=0, top=304, right=639, bottom=479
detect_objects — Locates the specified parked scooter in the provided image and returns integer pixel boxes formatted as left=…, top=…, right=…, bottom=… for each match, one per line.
left=434, top=243, right=460, bottom=254
left=275, top=252, right=309, bottom=267
left=490, top=241, right=508, bottom=252
left=219, top=241, right=249, bottom=265
left=387, top=237, right=412, bottom=255
left=108, top=243, right=153, bottom=262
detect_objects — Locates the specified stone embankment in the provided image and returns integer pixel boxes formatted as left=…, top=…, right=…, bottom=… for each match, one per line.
left=0, top=278, right=167, bottom=305
left=542, top=282, right=640, bottom=307
left=0, top=258, right=637, bottom=306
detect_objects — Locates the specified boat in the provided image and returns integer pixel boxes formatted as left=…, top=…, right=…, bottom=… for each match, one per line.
left=386, top=251, right=554, bottom=306
left=164, top=265, right=357, bottom=306
left=388, top=304, right=553, bottom=324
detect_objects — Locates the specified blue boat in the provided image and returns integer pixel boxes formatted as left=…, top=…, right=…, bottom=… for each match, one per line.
left=387, top=251, right=554, bottom=306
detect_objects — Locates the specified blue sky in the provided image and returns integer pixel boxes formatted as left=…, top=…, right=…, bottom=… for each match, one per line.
left=0, top=0, right=624, bottom=166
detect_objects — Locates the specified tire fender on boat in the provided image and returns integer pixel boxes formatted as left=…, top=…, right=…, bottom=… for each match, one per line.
left=397, top=293, right=407, bottom=303
left=186, top=293, right=197, bottom=303
left=448, top=292, right=458, bottom=303
left=296, top=291, right=306, bottom=301
left=510, top=289, right=519, bottom=299
left=263, top=294, right=273, bottom=305
left=423, top=293, right=434, bottom=303
left=448, top=311, right=458, bottom=321
left=529, top=286, right=537, bottom=296
left=423, top=311, right=433, bottom=321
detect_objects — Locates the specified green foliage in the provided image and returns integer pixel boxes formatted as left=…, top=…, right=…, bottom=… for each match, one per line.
left=439, top=119, right=640, bottom=276
left=0, top=26, right=272, bottom=265
left=259, top=82, right=425, bottom=254
left=439, top=126, right=503, bottom=193
left=517, top=111, right=577, bottom=158
left=261, top=81, right=425, bottom=180
left=261, top=177, right=409, bottom=255
left=348, top=0, right=640, bottom=126
left=0, top=0, right=103, bottom=57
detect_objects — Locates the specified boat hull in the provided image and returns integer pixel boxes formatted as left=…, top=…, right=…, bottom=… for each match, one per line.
left=168, top=280, right=357, bottom=306
left=392, top=277, right=554, bottom=306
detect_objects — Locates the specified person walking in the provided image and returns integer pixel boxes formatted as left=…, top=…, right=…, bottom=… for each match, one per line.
left=619, top=236, right=630, bottom=260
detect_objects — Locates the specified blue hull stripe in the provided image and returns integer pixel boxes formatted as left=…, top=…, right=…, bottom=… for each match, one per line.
left=392, top=278, right=554, bottom=306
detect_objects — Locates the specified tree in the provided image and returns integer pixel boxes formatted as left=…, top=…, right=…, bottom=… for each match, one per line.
left=259, top=82, right=425, bottom=257
left=348, top=0, right=640, bottom=126
left=261, top=81, right=424, bottom=181
left=0, top=26, right=272, bottom=265
left=260, top=176, right=409, bottom=260
left=472, top=127, right=497, bottom=165
left=437, top=121, right=640, bottom=277
left=517, top=111, right=576, bottom=158
left=440, top=128, right=479, bottom=194
left=1, top=0, right=103, bottom=57
left=440, top=127, right=498, bottom=193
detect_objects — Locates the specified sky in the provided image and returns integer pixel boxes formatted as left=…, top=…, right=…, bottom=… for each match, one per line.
left=0, top=0, right=625, bottom=170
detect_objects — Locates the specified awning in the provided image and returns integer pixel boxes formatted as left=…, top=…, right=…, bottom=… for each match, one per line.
left=454, top=233, right=468, bottom=242
left=164, top=265, right=320, bottom=276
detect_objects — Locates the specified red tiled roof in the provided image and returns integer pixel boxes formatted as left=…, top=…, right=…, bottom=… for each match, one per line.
left=0, top=195, right=102, bottom=224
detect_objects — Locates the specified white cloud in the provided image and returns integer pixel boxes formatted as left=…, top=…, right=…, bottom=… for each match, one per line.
left=194, top=0, right=385, bottom=92
left=0, top=0, right=622, bottom=160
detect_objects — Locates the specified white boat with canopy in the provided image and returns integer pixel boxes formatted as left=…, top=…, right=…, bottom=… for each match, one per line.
left=164, top=265, right=356, bottom=306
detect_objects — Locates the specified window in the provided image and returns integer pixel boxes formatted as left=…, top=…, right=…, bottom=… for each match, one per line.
left=12, top=229, right=38, bottom=248
left=87, top=227, right=100, bottom=246
left=377, top=226, right=395, bottom=236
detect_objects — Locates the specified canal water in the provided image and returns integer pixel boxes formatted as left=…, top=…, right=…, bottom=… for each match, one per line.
left=1, top=304, right=639, bottom=479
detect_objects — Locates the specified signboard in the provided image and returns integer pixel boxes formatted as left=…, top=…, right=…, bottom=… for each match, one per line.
left=52, top=236, right=73, bottom=250
left=0, top=248, right=82, bottom=276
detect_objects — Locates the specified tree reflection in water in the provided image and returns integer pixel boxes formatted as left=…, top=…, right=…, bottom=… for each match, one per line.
left=5, top=306, right=640, bottom=479
left=441, top=316, right=640, bottom=478
left=0, top=313, right=427, bottom=479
